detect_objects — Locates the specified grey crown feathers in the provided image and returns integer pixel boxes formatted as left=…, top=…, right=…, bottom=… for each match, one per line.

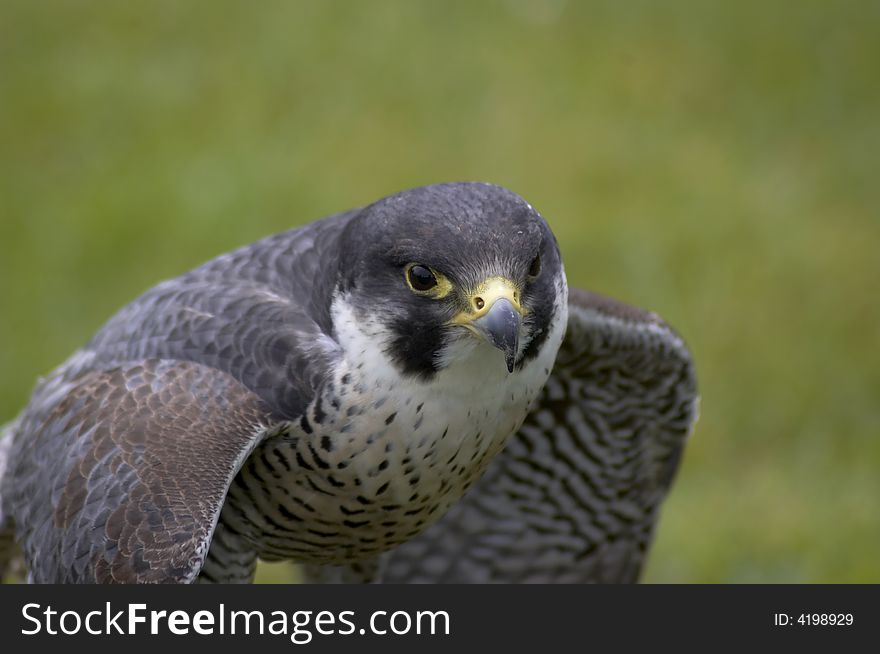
left=0, top=182, right=698, bottom=584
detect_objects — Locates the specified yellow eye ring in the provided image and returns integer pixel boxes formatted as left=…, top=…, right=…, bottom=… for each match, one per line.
left=408, top=265, right=437, bottom=291
left=404, top=264, right=453, bottom=299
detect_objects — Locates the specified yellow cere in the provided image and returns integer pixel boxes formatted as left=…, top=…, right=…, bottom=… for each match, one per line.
left=450, top=276, right=526, bottom=327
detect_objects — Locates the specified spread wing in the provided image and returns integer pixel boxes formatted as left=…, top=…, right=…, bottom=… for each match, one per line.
left=371, top=287, right=699, bottom=583
left=3, top=360, right=273, bottom=583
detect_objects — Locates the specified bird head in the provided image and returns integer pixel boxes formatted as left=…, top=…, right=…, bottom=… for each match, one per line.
left=335, top=182, right=566, bottom=380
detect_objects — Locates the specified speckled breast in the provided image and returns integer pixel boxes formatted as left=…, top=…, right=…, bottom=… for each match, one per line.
left=221, top=352, right=551, bottom=564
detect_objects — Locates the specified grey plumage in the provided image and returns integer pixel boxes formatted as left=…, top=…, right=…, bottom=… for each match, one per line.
left=0, top=182, right=698, bottom=584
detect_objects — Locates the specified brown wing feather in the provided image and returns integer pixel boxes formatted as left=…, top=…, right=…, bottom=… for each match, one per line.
left=3, top=359, right=272, bottom=583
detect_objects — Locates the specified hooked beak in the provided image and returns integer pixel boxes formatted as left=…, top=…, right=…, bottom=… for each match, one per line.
left=449, top=277, right=525, bottom=373
left=474, top=298, right=522, bottom=373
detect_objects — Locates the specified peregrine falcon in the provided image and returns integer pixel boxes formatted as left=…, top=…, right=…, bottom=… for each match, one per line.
left=0, top=182, right=698, bottom=584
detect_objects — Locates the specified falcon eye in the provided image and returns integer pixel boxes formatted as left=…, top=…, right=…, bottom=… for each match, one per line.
left=407, top=264, right=439, bottom=292
left=528, top=254, right=542, bottom=278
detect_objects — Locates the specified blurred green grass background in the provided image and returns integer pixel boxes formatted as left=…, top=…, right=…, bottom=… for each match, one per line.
left=1, top=0, right=878, bottom=583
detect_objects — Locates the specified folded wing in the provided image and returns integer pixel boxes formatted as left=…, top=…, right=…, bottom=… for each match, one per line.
left=3, top=359, right=272, bottom=583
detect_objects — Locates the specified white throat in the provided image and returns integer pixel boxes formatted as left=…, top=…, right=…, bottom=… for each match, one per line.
left=227, top=278, right=568, bottom=566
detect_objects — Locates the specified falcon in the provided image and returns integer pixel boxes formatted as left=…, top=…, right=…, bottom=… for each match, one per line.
left=0, top=182, right=698, bottom=584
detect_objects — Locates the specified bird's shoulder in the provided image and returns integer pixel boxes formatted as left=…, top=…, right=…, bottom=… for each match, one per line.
left=57, top=208, right=360, bottom=419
